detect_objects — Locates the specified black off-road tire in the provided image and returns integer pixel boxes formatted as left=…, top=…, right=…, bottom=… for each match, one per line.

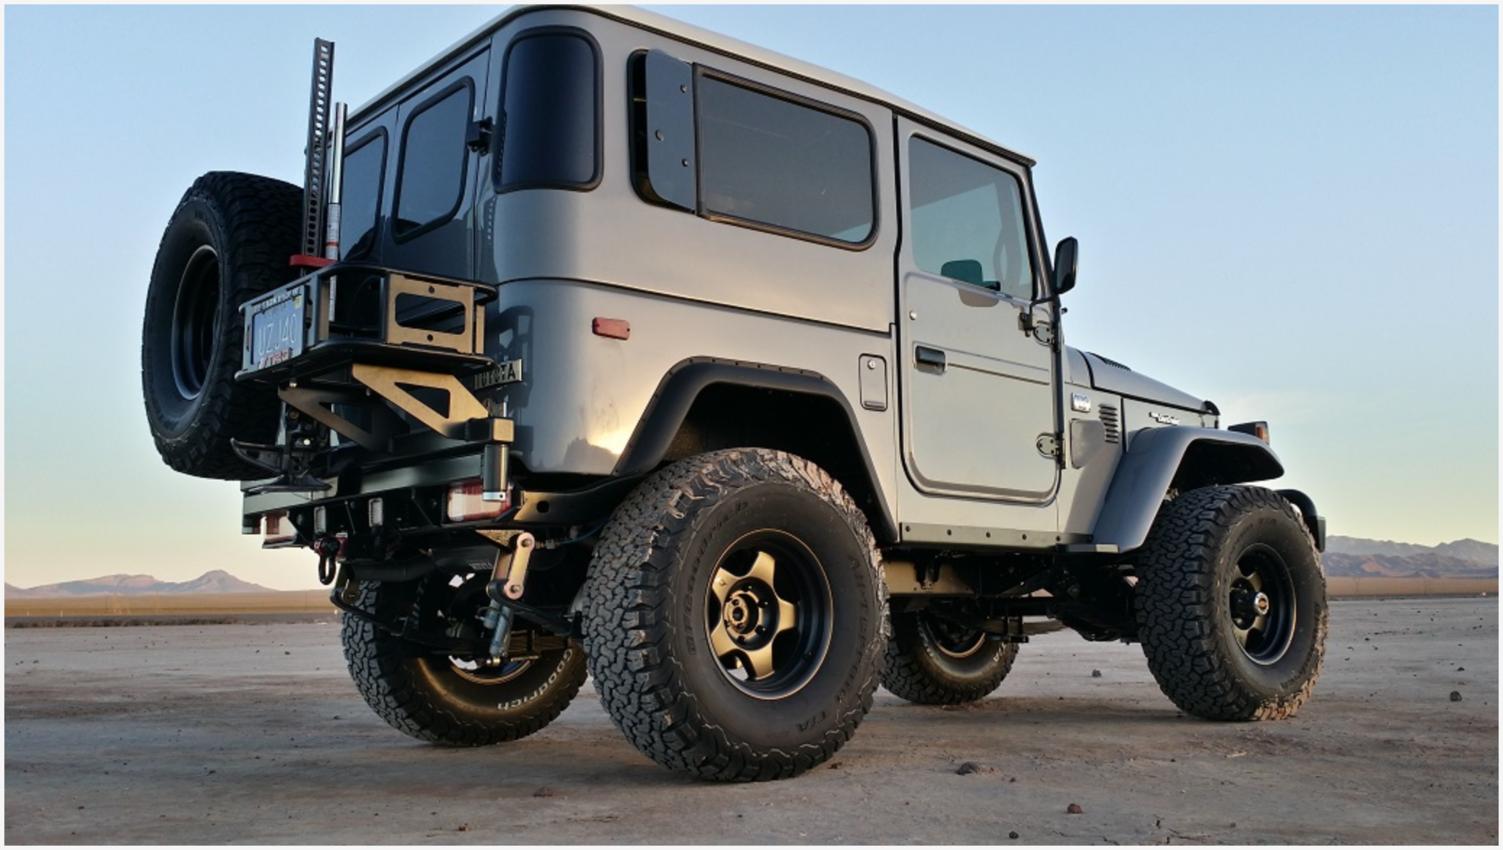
left=1135, top=485, right=1327, bottom=721
left=582, top=449, right=887, bottom=781
left=140, top=171, right=302, bottom=479
left=340, top=581, right=587, bottom=746
left=883, top=611, right=1019, bottom=705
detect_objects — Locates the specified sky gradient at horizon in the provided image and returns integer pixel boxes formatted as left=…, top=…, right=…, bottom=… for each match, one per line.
left=4, top=4, right=1498, bottom=590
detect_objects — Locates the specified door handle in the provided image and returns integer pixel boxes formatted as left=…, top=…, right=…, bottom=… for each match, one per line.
left=915, top=345, right=946, bottom=371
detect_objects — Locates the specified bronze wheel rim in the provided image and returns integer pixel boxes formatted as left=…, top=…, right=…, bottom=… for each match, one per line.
left=704, top=529, right=833, bottom=700
left=447, top=656, right=533, bottom=685
left=1229, top=543, right=1297, bottom=666
left=921, top=616, right=989, bottom=659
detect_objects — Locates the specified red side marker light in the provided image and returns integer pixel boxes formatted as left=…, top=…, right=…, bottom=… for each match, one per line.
left=592, top=317, right=631, bottom=340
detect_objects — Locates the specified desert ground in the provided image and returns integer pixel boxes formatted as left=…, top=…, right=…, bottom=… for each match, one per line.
left=4, top=597, right=1496, bottom=844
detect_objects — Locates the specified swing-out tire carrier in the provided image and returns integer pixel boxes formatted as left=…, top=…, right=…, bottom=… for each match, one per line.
left=234, top=262, right=545, bottom=560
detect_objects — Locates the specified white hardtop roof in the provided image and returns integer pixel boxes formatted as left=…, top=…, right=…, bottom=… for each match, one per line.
left=351, top=4, right=1036, bottom=167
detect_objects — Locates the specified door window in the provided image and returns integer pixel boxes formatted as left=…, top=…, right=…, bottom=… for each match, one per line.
left=393, top=83, right=473, bottom=238
left=907, top=137, right=1034, bottom=300
left=338, top=131, right=386, bottom=259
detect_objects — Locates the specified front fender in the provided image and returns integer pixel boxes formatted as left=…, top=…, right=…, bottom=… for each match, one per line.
left=1091, top=427, right=1283, bottom=553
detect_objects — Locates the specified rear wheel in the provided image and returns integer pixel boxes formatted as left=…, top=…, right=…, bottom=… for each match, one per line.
left=340, top=573, right=586, bottom=746
left=1135, top=485, right=1327, bottom=720
left=582, top=449, right=886, bottom=781
left=882, top=611, right=1019, bottom=705
left=140, top=171, right=302, bottom=479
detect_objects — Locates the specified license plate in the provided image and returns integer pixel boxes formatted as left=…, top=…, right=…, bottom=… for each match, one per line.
left=246, top=290, right=305, bottom=372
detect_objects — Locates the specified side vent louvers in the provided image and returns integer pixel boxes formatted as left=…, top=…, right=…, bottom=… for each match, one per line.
left=1099, top=404, right=1121, bottom=443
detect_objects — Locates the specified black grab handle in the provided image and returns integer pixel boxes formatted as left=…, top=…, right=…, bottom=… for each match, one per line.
left=915, top=345, right=946, bottom=371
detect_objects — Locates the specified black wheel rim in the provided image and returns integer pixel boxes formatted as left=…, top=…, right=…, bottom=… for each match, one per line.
left=704, top=530, right=833, bottom=700
left=1228, top=543, right=1297, bottom=665
left=169, top=245, right=220, bottom=400
left=920, top=615, right=988, bottom=659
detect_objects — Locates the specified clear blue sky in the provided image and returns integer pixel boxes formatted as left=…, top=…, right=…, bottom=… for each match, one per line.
left=4, top=5, right=1497, bottom=590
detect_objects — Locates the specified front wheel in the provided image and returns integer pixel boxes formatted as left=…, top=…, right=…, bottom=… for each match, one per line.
left=582, top=449, right=886, bottom=781
left=1135, top=485, right=1327, bottom=720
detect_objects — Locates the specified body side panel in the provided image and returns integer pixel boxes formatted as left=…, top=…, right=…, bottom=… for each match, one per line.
left=485, top=278, right=901, bottom=526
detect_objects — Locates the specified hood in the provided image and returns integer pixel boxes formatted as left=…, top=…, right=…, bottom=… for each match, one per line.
left=1078, top=350, right=1209, bottom=413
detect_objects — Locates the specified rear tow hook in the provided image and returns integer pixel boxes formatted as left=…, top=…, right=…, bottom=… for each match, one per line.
left=313, top=535, right=344, bottom=586
left=475, top=531, right=535, bottom=666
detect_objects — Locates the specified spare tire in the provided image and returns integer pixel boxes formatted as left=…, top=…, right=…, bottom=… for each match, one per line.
left=141, top=172, right=303, bottom=479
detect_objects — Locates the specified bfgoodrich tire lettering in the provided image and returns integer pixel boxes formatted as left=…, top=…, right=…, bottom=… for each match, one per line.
left=582, top=449, right=886, bottom=781
left=140, top=171, right=302, bottom=480
left=1134, top=485, right=1327, bottom=720
left=341, top=580, right=587, bottom=746
left=883, top=611, right=1018, bottom=705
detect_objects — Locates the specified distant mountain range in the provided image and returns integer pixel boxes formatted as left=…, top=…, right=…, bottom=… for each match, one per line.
left=1323, top=536, right=1497, bottom=579
left=4, top=536, right=1495, bottom=597
left=5, top=570, right=273, bottom=598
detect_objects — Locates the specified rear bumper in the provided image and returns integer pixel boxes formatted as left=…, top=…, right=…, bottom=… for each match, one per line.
left=242, top=455, right=636, bottom=550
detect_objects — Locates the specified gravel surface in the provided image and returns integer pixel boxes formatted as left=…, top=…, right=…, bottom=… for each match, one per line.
left=4, top=597, right=1496, bottom=844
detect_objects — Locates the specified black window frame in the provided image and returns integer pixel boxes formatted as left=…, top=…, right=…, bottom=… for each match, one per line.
left=691, top=67, right=880, bottom=252
left=494, top=26, right=604, bottom=195
left=391, top=77, right=475, bottom=244
left=905, top=133, right=1043, bottom=301
left=336, top=126, right=388, bottom=261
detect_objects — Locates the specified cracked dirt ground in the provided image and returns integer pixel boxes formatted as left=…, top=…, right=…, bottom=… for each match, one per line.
left=4, top=597, right=1496, bottom=844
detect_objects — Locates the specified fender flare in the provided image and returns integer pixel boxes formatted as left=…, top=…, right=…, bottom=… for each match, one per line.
left=612, top=357, right=898, bottom=542
left=1091, top=426, right=1285, bottom=554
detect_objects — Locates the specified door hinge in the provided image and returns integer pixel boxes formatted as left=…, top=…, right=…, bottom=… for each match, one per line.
left=1032, top=320, right=1055, bottom=346
left=1018, top=311, right=1055, bottom=345
left=1036, top=433, right=1060, bottom=458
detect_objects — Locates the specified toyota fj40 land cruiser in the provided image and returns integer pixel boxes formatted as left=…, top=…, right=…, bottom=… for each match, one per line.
left=140, top=6, right=1328, bottom=780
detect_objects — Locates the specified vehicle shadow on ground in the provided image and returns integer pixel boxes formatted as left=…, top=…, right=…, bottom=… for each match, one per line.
left=874, top=695, right=1185, bottom=727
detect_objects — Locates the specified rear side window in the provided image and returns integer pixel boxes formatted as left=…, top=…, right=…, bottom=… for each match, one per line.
left=497, top=31, right=600, bottom=191
left=697, top=76, right=874, bottom=245
left=338, top=132, right=385, bottom=259
left=393, top=83, right=473, bottom=238
left=907, top=137, right=1034, bottom=300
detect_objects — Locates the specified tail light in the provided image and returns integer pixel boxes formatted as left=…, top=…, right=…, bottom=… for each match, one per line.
left=447, top=478, right=510, bottom=523
left=263, top=511, right=295, bottom=545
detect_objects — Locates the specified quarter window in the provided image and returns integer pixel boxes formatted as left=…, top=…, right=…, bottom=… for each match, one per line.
left=338, top=132, right=385, bottom=259
left=907, top=138, right=1034, bottom=300
left=497, top=32, right=600, bottom=191
left=394, top=84, right=472, bottom=237
left=697, top=76, right=874, bottom=244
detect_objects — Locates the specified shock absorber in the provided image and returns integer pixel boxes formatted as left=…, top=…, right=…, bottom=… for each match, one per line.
left=475, top=531, right=535, bottom=665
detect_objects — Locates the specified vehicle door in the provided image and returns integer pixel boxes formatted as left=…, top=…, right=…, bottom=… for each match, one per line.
left=379, top=49, right=490, bottom=280
left=896, top=118, right=1059, bottom=501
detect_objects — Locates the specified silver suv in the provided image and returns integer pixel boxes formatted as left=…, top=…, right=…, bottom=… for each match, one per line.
left=139, top=6, right=1328, bottom=781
